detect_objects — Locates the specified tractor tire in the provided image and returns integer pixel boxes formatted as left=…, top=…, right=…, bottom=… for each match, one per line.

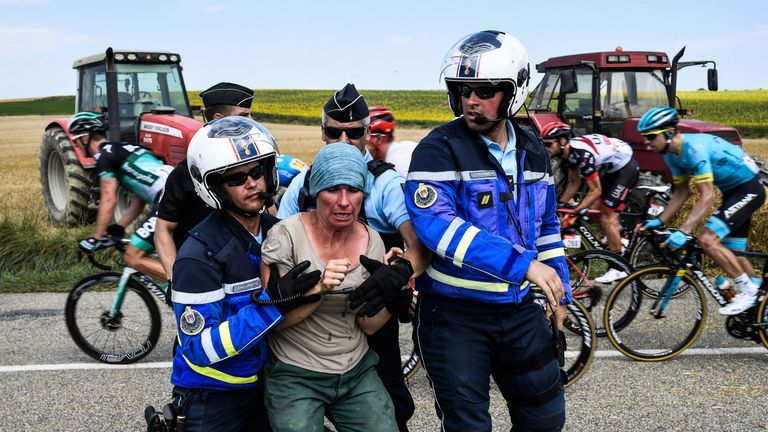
left=39, top=127, right=94, bottom=226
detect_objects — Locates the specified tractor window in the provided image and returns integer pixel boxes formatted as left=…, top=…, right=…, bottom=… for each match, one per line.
left=600, top=70, right=669, bottom=137
left=113, top=63, right=191, bottom=117
left=77, top=64, right=107, bottom=113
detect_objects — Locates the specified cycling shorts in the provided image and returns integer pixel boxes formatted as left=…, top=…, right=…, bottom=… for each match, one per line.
left=707, top=177, right=765, bottom=239
left=600, top=158, right=639, bottom=212
left=129, top=207, right=159, bottom=253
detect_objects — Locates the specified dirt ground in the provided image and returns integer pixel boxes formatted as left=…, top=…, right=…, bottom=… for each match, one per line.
left=2, top=114, right=765, bottom=222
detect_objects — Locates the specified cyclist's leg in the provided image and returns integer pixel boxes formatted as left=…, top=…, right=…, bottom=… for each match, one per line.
left=600, top=160, right=638, bottom=253
left=702, top=178, right=765, bottom=280
left=126, top=208, right=166, bottom=280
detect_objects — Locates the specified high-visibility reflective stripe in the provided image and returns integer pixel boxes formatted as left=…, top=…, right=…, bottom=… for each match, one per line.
left=172, top=289, right=225, bottom=305
left=694, top=173, right=714, bottom=183
left=537, top=247, right=565, bottom=261
left=454, top=226, right=480, bottom=268
left=201, top=328, right=221, bottom=363
left=673, top=175, right=688, bottom=184
left=408, top=171, right=459, bottom=182
left=536, top=233, right=562, bottom=246
left=182, top=355, right=257, bottom=384
left=426, top=266, right=509, bottom=292
left=219, top=322, right=237, bottom=357
left=437, top=218, right=464, bottom=258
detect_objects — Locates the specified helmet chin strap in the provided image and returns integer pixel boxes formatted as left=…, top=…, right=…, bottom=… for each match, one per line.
left=659, top=130, right=675, bottom=155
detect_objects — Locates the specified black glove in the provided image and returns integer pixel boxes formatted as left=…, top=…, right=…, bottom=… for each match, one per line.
left=106, top=224, right=125, bottom=240
left=388, top=287, right=415, bottom=323
left=252, top=261, right=322, bottom=315
left=349, top=255, right=414, bottom=318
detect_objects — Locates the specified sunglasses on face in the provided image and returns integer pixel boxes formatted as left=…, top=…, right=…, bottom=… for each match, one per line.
left=642, top=132, right=660, bottom=141
left=458, top=85, right=502, bottom=100
left=221, top=164, right=265, bottom=187
left=323, top=126, right=367, bottom=140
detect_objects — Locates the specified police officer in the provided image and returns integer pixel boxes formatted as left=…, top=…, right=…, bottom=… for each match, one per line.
left=277, top=83, right=428, bottom=432
left=169, top=116, right=321, bottom=431
left=155, top=82, right=255, bottom=281
left=404, top=31, right=572, bottom=431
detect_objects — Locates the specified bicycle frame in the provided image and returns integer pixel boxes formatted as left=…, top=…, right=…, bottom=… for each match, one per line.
left=647, top=231, right=768, bottom=316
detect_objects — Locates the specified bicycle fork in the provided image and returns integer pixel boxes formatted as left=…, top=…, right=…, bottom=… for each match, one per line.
left=649, top=269, right=686, bottom=318
left=107, top=267, right=137, bottom=321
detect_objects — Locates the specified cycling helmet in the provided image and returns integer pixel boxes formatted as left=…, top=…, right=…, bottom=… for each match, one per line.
left=637, top=107, right=679, bottom=134
left=540, top=121, right=572, bottom=141
left=187, top=116, right=278, bottom=211
left=276, top=154, right=308, bottom=188
left=369, top=106, right=397, bottom=135
left=68, top=111, right=108, bottom=135
left=440, top=30, right=530, bottom=118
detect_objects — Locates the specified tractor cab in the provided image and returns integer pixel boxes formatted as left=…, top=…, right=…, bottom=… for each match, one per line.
left=523, top=46, right=738, bottom=184
left=73, top=48, right=193, bottom=145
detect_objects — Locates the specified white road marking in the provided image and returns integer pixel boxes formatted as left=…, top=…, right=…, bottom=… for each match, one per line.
left=0, top=347, right=765, bottom=373
left=0, top=361, right=172, bottom=372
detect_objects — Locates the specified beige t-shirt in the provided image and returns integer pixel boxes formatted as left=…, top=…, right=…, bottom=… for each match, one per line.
left=261, top=213, right=385, bottom=374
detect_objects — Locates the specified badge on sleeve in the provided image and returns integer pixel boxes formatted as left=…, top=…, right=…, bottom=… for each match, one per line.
left=477, top=191, right=493, bottom=208
left=414, top=183, right=437, bottom=208
left=180, top=306, right=205, bottom=336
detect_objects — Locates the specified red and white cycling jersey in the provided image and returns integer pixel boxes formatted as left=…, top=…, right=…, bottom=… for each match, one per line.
left=566, top=134, right=633, bottom=180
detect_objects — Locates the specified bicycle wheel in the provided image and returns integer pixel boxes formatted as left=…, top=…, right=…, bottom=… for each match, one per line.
left=603, top=265, right=706, bottom=361
left=567, top=250, right=633, bottom=337
left=65, top=272, right=162, bottom=364
left=628, top=239, right=691, bottom=299
left=627, top=237, right=658, bottom=269
left=562, top=299, right=596, bottom=387
left=757, top=291, right=768, bottom=350
left=400, top=296, right=420, bottom=380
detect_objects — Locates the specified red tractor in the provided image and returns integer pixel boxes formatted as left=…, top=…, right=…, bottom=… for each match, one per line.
left=519, top=46, right=737, bottom=190
left=40, top=48, right=203, bottom=226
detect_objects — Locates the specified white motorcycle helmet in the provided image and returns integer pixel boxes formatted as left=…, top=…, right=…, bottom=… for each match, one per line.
left=440, top=30, right=530, bottom=118
left=187, top=116, right=279, bottom=211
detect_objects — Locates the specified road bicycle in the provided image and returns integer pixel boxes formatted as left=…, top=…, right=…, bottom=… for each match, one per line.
left=399, top=289, right=596, bottom=387
left=65, top=239, right=171, bottom=364
left=603, top=228, right=768, bottom=361
left=558, top=184, right=669, bottom=269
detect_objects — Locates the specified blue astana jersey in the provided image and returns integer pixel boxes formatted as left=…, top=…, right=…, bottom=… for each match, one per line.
left=664, top=133, right=758, bottom=192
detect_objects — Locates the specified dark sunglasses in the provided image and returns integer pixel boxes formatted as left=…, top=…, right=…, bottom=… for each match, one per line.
left=221, top=164, right=265, bottom=187
left=641, top=132, right=660, bottom=141
left=459, top=85, right=501, bottom=100
left=323, top=126, right=367, bottom=140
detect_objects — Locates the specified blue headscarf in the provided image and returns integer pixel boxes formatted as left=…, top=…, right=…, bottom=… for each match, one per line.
left=309, top=143, right=368, bottom=198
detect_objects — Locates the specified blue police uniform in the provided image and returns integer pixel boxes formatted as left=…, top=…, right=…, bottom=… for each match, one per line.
left=405, top=118, right=572, bottom=431
left=276, top=148, right=415, bottom=432
left=170, top=211, right=283, bottom=430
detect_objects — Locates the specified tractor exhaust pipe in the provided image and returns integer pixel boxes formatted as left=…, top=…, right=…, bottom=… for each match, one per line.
left=668, top=46, right=686, bottom=108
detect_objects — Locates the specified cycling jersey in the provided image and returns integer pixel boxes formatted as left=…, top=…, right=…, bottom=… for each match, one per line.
left=275, top=154, right=308, bottom=189
left=566, top=134, right=633, bottom=180
left=95, top=142, right=171, bottom=203
left=664, top=133, right=759, bottom=192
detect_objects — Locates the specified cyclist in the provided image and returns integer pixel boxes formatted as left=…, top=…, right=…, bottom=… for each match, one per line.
left=168, top=116, right=321, bottom=431
left=404, top=30, right=570, bottom=431
left=638, top=107, right=765, bottom=315
left=277, top=83, right=426, bottom=432
left=72, top=111, right=170, bottom=281
left=542, top=121, right=639, bottom=282
left=366, top=106, right=418, bottom=178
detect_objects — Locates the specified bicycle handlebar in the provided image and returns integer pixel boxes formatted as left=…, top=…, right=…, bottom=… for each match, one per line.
left=80, top=238, right=129, bottom=271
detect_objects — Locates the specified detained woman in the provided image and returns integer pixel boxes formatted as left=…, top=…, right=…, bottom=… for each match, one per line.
left=260, top=143, right=398, bottom=432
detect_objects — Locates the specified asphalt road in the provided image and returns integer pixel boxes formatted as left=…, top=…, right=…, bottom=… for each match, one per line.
left=1, top=293, right=767, bottom=431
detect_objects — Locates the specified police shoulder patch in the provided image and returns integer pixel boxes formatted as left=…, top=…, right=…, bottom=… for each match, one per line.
left=179, top=306, right=205, bottom=336
left=414, top=183, right=437, bottom=208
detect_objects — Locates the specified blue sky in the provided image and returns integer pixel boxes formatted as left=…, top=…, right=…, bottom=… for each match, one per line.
left=1, top=0, right=766, bottom=99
